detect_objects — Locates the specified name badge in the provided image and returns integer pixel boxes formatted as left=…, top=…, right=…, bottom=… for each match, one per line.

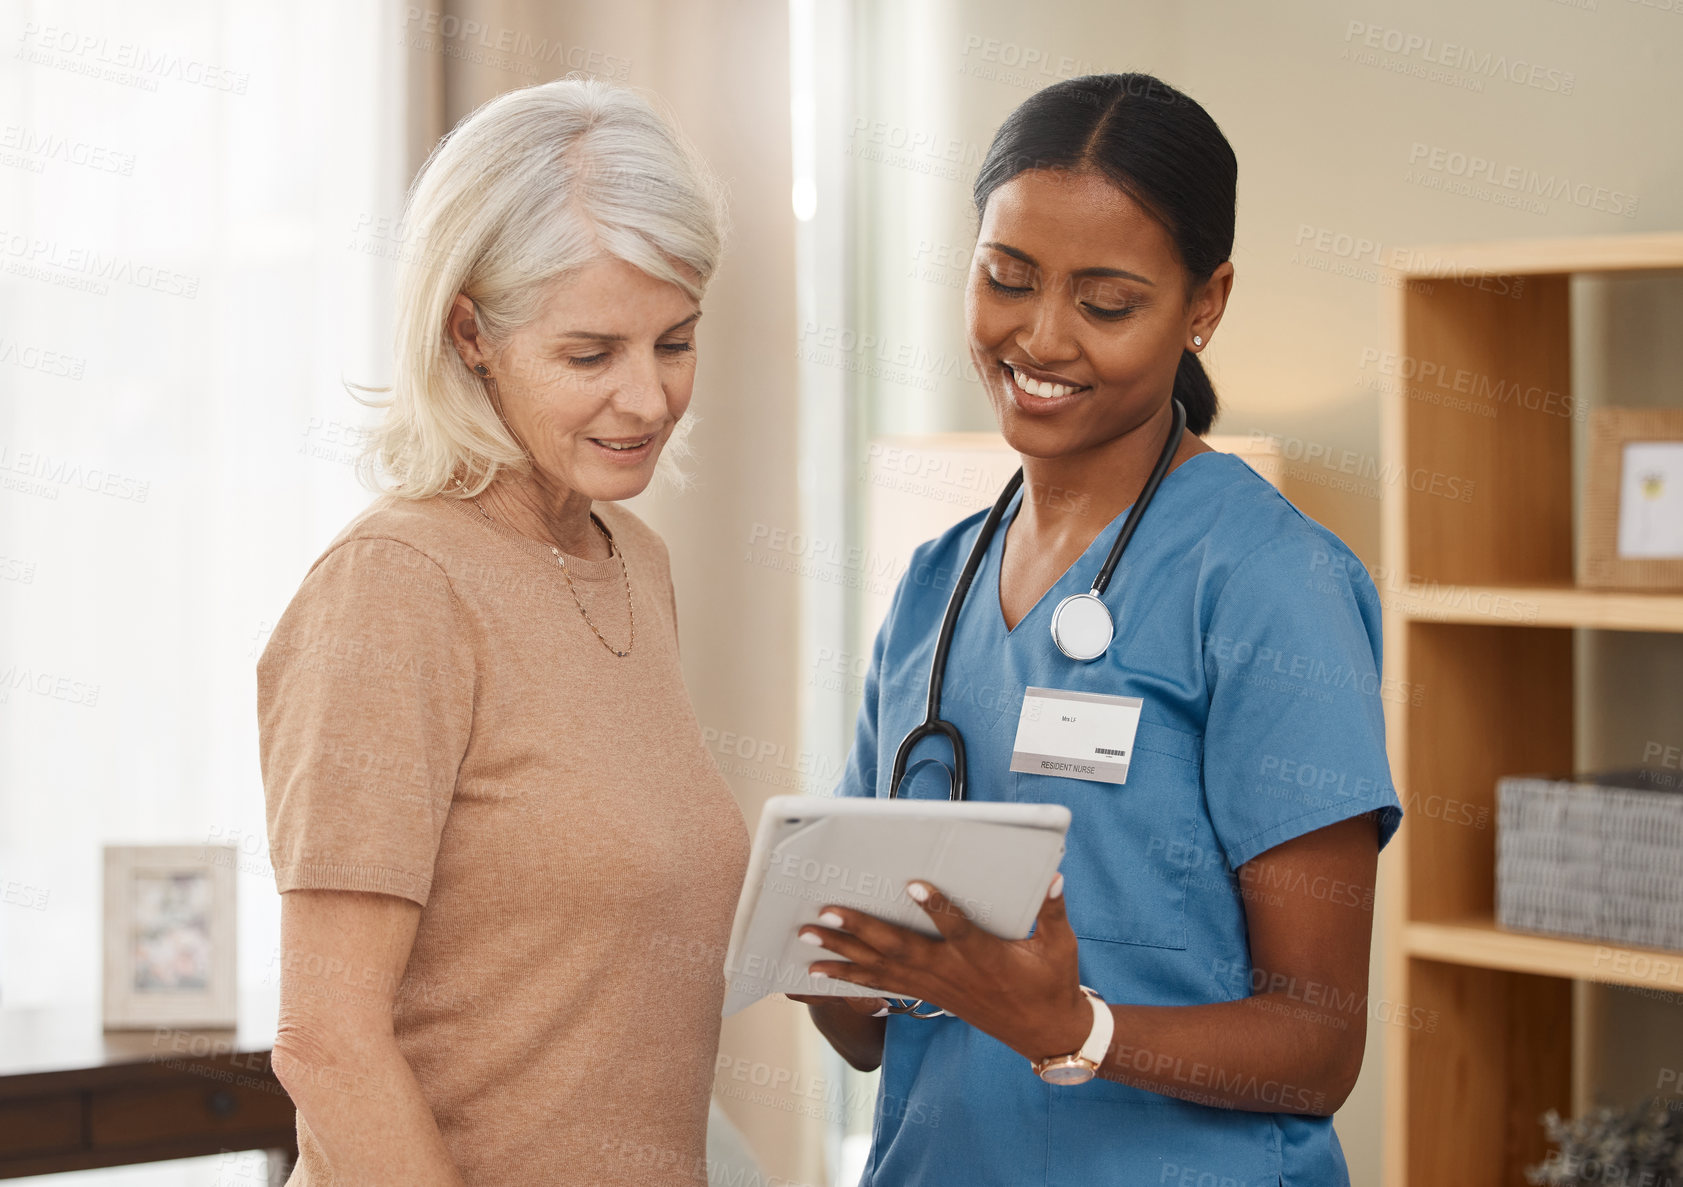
left=1010, top=686, right=1143, bottom=786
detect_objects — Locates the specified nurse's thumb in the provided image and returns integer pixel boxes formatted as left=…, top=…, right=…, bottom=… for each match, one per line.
left=1033, top=873, right=1074, bottom=945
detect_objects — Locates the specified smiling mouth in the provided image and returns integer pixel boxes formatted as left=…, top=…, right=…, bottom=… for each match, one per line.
left=1004, top=363, right=1089, bottom=400
left=591, top=436, right=654, bottom=452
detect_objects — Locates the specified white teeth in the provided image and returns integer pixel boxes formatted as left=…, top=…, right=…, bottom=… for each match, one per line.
left=598, top=437, right=651, bottom=451
left=1009, top=365, right=1077, bottom=400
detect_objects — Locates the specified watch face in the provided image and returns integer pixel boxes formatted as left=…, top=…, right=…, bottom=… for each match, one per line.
left=1039, top=1062, right=1096, bottom=1086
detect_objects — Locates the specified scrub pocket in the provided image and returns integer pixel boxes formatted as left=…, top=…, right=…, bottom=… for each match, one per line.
left=1047, top=1091, right=1283, bottom=1187
left=1016, top=719, right=1201, bottom=950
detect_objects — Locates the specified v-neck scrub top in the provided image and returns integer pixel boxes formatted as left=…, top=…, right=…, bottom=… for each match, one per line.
left=837, top=451, right=1403, bottom=1187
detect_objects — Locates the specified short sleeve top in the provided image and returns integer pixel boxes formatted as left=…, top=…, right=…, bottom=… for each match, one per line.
left=258, top=494, right=750, bottom=1187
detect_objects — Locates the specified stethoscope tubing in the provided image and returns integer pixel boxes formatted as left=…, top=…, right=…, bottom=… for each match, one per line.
left=887, top=468, right=1024, bottom=804
left=887, top=398, right=1185, bottom=804
left=1088, top=398, right=1187, bottom=597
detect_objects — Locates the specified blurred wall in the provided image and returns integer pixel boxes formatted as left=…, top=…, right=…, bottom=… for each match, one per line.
left=851, top=0, right=1683, bottom=560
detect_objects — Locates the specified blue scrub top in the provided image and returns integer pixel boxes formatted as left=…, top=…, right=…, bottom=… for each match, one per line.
left=837, top=451, right=1403, bottom=1187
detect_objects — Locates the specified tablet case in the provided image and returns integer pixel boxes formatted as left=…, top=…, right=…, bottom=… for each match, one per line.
left=722, top=795, right=1071, bottom=1016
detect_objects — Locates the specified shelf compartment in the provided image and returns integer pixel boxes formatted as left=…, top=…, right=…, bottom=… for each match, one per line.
left=1402, top=960, right=1572, bottom=1187
left=1399, top=275, right=1573, bottom=589
left=1403, top=623, right=1573, bottom=925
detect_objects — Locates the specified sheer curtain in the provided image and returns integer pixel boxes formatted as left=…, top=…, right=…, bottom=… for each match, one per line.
left=2, top=0, right=817, bottom=1182
left=0, top=0, right=404, bottom=1136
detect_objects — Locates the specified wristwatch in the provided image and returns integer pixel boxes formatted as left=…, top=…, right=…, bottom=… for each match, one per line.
left=1030, top=986, right=1113, bottom=1086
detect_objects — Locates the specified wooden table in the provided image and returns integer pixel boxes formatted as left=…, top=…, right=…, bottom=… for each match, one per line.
left=0, top=997, right=296, bottom=1181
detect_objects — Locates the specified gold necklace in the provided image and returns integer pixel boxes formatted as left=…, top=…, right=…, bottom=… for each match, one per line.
left=468, top=496, right=635, bottom=658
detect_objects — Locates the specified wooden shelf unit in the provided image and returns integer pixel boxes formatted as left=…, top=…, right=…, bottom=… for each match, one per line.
left=1378, top=232, right=1683, bottom=1187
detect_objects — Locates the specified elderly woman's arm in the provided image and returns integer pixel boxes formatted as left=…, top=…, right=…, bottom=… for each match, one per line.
left=272, top=890, right=465, bottom=1186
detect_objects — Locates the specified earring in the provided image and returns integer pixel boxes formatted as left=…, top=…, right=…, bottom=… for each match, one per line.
left=1192, top=335, right=1203, bottom=348
left=474, top=364, right=490, bottom=376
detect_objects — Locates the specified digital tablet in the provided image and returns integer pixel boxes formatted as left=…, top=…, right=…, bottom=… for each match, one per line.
left=721, top=795, right=1072, bottom=1016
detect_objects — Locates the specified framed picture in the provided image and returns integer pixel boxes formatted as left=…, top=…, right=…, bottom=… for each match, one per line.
left=103, top=845, right=237, bottom=1030
left=1580, top=407, right=1683, bottom=590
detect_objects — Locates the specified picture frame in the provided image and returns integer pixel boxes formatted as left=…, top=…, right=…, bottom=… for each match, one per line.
left=102, top=845, right=237, bottom=1030
left=1579, top=407, right=1683, bottom=590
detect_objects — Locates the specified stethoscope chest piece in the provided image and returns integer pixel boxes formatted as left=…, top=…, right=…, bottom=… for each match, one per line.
left=1049, top=592, right=1114, bottom=662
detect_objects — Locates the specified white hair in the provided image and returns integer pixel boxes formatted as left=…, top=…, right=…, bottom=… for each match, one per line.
left=358, top=76, right=727, bottom=499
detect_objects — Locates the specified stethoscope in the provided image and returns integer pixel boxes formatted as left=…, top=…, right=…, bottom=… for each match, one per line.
left=874, top=399, right=1185, bottom=1019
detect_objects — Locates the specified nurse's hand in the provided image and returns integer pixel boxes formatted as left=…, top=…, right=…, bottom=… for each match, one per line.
left=784, top=994, right=892, bottom=1072
left=799, top=875, right=1092, bottom=1064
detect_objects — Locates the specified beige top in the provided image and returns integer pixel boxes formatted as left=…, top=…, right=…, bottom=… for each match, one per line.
left=257, top=493, right=749, bottom=1186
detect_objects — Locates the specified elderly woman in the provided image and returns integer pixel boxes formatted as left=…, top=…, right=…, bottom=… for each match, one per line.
left=256, top=79, right=748, bottom=1186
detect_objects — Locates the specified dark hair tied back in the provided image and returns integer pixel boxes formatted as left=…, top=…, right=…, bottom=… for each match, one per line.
left=972, top=73, right=1236, bottom=435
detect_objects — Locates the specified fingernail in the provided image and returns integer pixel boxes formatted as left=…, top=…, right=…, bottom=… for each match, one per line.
left=1049, top=874, right=1065, bottom=899
left=798, top=931, right=825, bottom=946
left=872, top=1006, right=891, bottom=1017
left=809, top=968, right=829, bottom=979
left=817, top=911, right=844, bottom=927
left=906, top=882, right=929, bottom=903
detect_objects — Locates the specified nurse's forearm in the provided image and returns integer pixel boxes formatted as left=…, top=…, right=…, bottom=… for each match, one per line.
left=1086, top=815, right=1380, bottom=1115
left=1094, top=995, right=1363, bottom=1115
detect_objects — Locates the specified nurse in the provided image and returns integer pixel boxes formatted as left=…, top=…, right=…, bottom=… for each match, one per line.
left=793, top=73, right=1403, bottom=1186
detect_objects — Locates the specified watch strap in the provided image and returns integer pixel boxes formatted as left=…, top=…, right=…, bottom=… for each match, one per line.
left=1076, top=985, right=1113, bottom=1067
